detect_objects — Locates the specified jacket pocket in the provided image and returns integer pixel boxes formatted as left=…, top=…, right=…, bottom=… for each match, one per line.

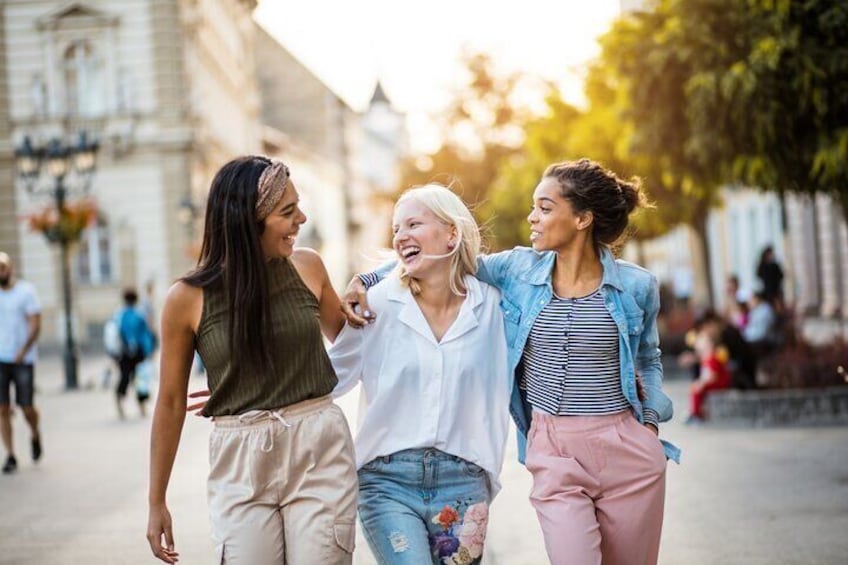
left=500, top=297, right=522, bottom=346
left=626, top=312, right=644, bottom=336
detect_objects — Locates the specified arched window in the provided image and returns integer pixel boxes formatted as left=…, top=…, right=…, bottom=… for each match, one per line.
left=62, top=40, right=104, bottom=116
left=77, top=216, right=113, bottom=285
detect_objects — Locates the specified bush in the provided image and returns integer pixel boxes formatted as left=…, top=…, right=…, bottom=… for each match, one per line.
left=758, top=339, right=848, bottom=389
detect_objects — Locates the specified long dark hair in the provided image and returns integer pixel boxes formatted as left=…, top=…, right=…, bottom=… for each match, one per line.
left=182, top=155, right=276, bottom=374
left=543, top=158, right=647, bottom=248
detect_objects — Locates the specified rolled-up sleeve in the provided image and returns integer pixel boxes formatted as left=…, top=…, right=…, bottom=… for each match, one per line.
left=637, top=277, right=673, bottom=423
left=328, top=323, right=365, bottom=397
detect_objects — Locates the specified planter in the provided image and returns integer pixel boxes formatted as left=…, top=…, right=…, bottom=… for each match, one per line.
left=704, top=386, right=848, bottom=427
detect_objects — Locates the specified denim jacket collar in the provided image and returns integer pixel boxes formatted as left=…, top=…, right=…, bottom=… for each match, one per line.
left=516, top=246, right=624, bottom=292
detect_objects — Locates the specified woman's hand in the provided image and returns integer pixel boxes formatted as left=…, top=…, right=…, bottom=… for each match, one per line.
left=340, top=276, right=374, bottom=328
left=186, top=389, right=210, bottom=416
left=147, top=503, right=179, bottom=563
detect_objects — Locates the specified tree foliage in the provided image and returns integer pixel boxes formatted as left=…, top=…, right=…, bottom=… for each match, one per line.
left=684, top=0, right=848, bottom=224
left=396, top=53, right=530, bottom=246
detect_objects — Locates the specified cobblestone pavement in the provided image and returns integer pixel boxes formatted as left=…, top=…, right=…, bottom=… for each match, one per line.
left=0, top=353, right=846, bottom=564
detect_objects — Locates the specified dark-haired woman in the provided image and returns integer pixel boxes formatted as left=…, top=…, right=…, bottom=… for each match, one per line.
left=147, top=156, right=356, bottom=564
left=347, top=159, right=680, bottom=565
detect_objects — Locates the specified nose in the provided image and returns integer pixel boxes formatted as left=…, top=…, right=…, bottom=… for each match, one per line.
left=527, top=209, right=537, bottom=224
left=392, top=228, right=408, bottom=247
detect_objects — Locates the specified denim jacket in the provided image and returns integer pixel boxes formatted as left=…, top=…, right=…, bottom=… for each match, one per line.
left=475, top=246, right=681, bottom=464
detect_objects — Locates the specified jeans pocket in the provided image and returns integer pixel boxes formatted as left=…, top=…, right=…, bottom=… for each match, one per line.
left=460, top=459, right=487, bottom=478
left=360, top=454, right=391, bottom=473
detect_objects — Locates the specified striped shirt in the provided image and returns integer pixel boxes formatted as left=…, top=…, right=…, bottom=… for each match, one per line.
left=519, top=288, right=632, bottom=417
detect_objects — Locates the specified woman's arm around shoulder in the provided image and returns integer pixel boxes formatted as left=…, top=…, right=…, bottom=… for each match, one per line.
left=147, top=281, right=201, bottom=563
left=290, top=247, right=345, bottom=341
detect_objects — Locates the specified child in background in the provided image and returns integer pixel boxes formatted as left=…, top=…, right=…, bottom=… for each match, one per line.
left=687, top=325, right=731, bottom=423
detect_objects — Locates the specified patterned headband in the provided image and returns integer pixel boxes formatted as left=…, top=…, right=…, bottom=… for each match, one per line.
left=255, top=160, right=291, bottom=220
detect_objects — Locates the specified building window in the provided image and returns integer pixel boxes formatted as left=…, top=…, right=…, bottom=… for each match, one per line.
left=62, top=40, right=104, bottom=116
left=77, top=217, right=113, bottom=285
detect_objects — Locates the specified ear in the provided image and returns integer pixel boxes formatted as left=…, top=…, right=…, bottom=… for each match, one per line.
left=576, top=210, right=594, bottom=231
left=447, top=226, right=458, bottom=248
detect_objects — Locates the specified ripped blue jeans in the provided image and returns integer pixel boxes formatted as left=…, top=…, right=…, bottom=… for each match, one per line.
left=357, top=448, right=491, bottom=565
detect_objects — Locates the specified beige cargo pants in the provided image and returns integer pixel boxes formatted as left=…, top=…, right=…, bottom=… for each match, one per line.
left=208, top=396, right=357, bottom=564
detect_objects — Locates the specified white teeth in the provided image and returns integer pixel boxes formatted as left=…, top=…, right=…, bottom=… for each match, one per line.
left=401, top=246, right=420, bottom=259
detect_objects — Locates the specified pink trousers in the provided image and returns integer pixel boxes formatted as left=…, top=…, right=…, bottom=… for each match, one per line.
left=526, top=410, right=667, bottom=565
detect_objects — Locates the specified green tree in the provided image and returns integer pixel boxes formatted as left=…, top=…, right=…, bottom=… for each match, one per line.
left=484, top=90, right=582, bottom=249
left=684, top=0, right=848, bottom=225
left=600, top=1, right=754, bottom=305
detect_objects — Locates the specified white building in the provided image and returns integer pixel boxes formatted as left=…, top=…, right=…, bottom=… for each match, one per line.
left=1, top=1, right=406, bottom=346
left=254, top=25, right=407, bottom=284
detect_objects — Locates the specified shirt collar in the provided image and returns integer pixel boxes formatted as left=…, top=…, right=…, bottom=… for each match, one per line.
left=386, top=273, right=484, bottom=345
left=517, top=247, right=624, bottom=291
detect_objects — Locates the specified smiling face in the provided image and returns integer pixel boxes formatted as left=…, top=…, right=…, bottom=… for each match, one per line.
left=259, top=180, right=307, bottom=260
left=392, top=197, right=455, bottom=280
left=526, top=177, right=591, bottom=253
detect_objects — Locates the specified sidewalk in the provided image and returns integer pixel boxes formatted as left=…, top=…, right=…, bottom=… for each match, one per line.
left=0, top=353, right=846, bottom=564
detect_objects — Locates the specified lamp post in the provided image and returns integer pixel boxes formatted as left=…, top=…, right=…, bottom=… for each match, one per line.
left=14, top=132, right=99, bottom=390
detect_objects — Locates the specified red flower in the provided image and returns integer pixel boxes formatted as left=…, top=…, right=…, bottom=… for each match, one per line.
left=22, top=199, right=99, bottom=244
left=435, top=505, right=460, bottom=529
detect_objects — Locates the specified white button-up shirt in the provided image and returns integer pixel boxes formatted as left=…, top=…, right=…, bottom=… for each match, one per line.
left=329, top=274, right=512, bottom=495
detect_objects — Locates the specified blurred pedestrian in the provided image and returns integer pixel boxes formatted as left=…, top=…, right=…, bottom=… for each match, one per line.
left=723, top=274, right=749, bottom=331
left=681, top=310, right=757, bottom=390
left=147, top=156, right=356, bottom=564
left=744, top=291, right=779, bottom=356
left=686, top=327, right=731, bottom=424
left=756, top=245, right=784, bottom=310
left=329, top=185, right=511, bottom=564
left=0, top=252, right=43, bottom=474
left=139, top=279, right=159, bottom=349
left=112, top=288, right=156, bottom=419
left=345, top=159, right=678, bottom=565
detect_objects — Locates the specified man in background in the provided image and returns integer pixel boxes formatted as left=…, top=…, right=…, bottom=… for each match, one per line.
left=0, top=252, right=43, bottom=474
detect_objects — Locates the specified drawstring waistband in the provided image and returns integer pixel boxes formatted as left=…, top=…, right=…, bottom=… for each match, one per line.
left=212, top=395, right=334, bottom=453
left=236, top=410, right=293, bottom=452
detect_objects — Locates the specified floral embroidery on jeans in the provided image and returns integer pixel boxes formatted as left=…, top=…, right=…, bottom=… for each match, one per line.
left=429, top=501, right=489, bottom=564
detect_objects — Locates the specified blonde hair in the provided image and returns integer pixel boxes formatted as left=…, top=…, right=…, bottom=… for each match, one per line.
left=394, top=184, right=480, bottom=296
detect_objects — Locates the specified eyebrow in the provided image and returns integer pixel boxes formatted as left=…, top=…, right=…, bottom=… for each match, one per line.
left=536, top=197, right=557, bottom=204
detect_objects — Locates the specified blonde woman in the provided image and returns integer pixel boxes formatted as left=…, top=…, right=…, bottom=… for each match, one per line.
left=329, top=185, right=511, bottom=564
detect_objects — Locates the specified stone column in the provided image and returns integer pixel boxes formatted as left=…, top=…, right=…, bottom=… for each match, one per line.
left=815, top=194, right=842, bottom=318
left=149, top=0, right=194, bottom=281
left=838, top=211, right=848, bottom=318
left=0, top=5, right=21, bottom=262
left=785, top=194, right=819, bottom=313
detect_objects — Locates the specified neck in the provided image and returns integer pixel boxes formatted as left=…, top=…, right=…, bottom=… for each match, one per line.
left=412, top=272, right=460, bottom=309
left=553, top=239, right=602, bottom=288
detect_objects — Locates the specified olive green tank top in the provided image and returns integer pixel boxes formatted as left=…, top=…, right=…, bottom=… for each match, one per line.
left=196, top=258, right=337, bottom=416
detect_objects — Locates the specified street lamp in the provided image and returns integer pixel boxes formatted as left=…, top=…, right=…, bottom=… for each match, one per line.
left=14, top=132, right=99, bottom=390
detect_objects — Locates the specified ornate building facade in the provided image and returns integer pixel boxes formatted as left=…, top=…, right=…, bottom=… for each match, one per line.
left=1, top=0, right=405, bottom=346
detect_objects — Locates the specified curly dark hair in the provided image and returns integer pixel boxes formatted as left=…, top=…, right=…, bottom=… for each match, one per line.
left=543, top=158, right=648, bottom=248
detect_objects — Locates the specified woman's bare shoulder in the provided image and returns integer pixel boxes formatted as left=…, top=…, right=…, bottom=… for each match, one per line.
left=291, top=247, right=328, bottom=281
left=163, top=281, right=203, bottom=329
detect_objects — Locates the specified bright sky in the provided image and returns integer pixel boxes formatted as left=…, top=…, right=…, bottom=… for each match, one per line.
left=254, top=0, right=622, bottom=153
